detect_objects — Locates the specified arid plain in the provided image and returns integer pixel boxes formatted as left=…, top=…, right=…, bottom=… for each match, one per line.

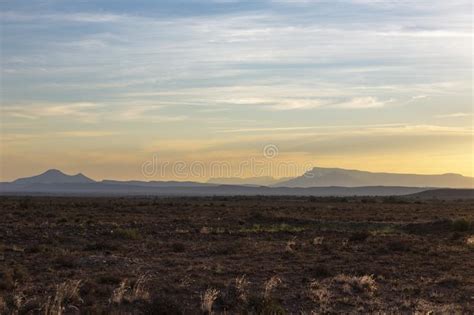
left=0, top=196, right=473, bottom=314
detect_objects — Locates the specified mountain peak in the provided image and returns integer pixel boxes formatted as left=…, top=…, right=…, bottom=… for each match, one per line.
left=13, top=169, right=95, bottom=185
left=42, top=169, right=66, bottom=175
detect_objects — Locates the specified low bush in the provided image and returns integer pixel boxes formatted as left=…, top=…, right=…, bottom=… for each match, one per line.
left=451, top=219, right=471, bottom=232
left=113, top=228, right=142, bottom=240
left=170, top=242, right=186, bottom=253
left=349, top=231, right=370, bottom=242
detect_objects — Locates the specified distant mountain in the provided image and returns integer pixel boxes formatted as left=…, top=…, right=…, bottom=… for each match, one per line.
left=275, top=167, right=474, bottom=188
left=207, top=176, right=291, bottom=186
left=102, top=179, right=214, bottom=188
left=12, top=169, right=95, bottom=185
left=1, top=168, right=471, bottom=197
left=408, top=189, right=474, bottom=200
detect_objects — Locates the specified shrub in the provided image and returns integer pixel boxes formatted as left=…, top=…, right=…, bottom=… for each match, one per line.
left=170, top=242, right=186, bottom=253
left=54, top=255, right=77, bottom=269
left=113, top=228, right=142, bottom=240
left=239, top=224, right=305, bottom=233
left=246, top=296, right=286, bottom=315
left=84, top=241, right=119, bottom=251
left=12, top=265, right=28, bottom=281
left=27, top=244, right=50, bottom=253
left=97, top=275, right=122, bottom=285
left=18, top=199, right=31, bottom=210
left=309, top=280, right=332, bottom=312
left=209, top=243, right=239, bottom=256
left=140, top=296, right=183, bottom=315
left=0, top=269, right=14, bottom=290
left=309, top=265, right=332, bottom=279
left=349, top=231, right=370, bottom=242
left=386, top=240, right=410, bottom=252
left=451, top=219, right=471, bottom=232
left=0, top=266, right=28, bottom=289
left=436, top=276, right=461, bottom=288
left=0, top=296, right=5, bottom=313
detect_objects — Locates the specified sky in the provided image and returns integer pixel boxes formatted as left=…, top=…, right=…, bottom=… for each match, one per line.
left=0, top=0, right=472, bottom=181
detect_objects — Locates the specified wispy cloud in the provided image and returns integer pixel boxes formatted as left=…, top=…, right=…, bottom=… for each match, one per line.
left=2, top=102, right=102, bottom=122
left=2, top=102, right=188, bottom=123
left=332, top=97, right=394, bottom=109
left=1, top=0, right=472, bottom=179
left=436, top=112, right=472, bottom=118
left=1, top=11, right=124, bottom=23
left=216, top=123, right=473, bottom=136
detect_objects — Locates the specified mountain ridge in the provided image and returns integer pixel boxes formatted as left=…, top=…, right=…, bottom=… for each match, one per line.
left=1, top=167, right=473, bottom=197
left=275, top=167, right=473, bottom=188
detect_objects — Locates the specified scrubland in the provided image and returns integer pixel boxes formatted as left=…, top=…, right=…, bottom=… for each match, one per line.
left=0, top=196, right=473, bottom=314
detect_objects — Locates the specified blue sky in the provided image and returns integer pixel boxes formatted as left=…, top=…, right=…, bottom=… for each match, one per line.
left=0, top=0, right=472, bottom=180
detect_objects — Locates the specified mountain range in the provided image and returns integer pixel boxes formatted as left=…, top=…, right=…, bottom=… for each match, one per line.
left=0, top=168, right=472, bottom=197
left=274, top=167, right=474, bottom=188
left=207, top=176, right=291, bottom=186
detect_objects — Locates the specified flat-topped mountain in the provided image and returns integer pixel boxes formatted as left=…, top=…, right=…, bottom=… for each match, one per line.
left=12, top=169, right=95, bottom=185
left=275, top=167, right=474, bottom=188
left=207, top=176, right=292, bottom=186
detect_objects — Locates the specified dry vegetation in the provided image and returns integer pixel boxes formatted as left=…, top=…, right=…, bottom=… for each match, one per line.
left=0, top=196, right=473, bottom=314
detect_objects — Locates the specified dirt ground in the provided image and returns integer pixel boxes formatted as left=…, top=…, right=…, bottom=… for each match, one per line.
left=0, top=196, right=473, bottom=314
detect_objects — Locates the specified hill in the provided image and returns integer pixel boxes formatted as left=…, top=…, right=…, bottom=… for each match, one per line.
left=408, top=188, right=474, bottom=200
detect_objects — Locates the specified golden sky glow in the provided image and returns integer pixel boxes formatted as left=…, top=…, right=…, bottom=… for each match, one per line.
left=1, top=0, right=472, bottom=181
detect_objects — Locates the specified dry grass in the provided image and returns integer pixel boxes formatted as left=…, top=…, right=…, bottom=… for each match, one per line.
left=43, top=280, right=82, bottom=315
left=308, top=274, right=377, bottom=312
left=309, top=280, right=332, bottom=312
left=264, top=276, right=282, bottom=300
left=110, top=280, right=128, bottom=304
left=235, top=275, right=250, bottom=303
left=110, top=274, right=150, bottom=305
left=313, top=236, right=324, bottom=246
left=333, top=274, right=377, bottom=295
left=467, top=235, right=474, bottom=246
left=285, top=238, right=297, bottom=253
left=200, top=288, right=219, bottom=314
left=130, top=275, right=150, bottom=302
left=0, top=296, right=5, bottom=313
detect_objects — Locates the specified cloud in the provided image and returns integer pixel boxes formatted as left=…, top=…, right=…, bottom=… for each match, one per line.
left=1, top=1, right=472, bottom=181
left=2, top=102, right=102, bottom=122
left=332, top=97, right=393, bottom=109
left=412, top=95, right=428, bottom=100
left=2, top=102, right=189, bottom=123
left=375, top=30, right=472, bottom=38
left=219, top=98, right=324, bottom=110
left=0, top=11, right=123, bottom=23
left=57, top=131, right=119, bottom=137
left=435, top=112, right=472, bottom=118
left=216, top=123, right=473, bottom=137
left=269, top=99, right=325, bottom=110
